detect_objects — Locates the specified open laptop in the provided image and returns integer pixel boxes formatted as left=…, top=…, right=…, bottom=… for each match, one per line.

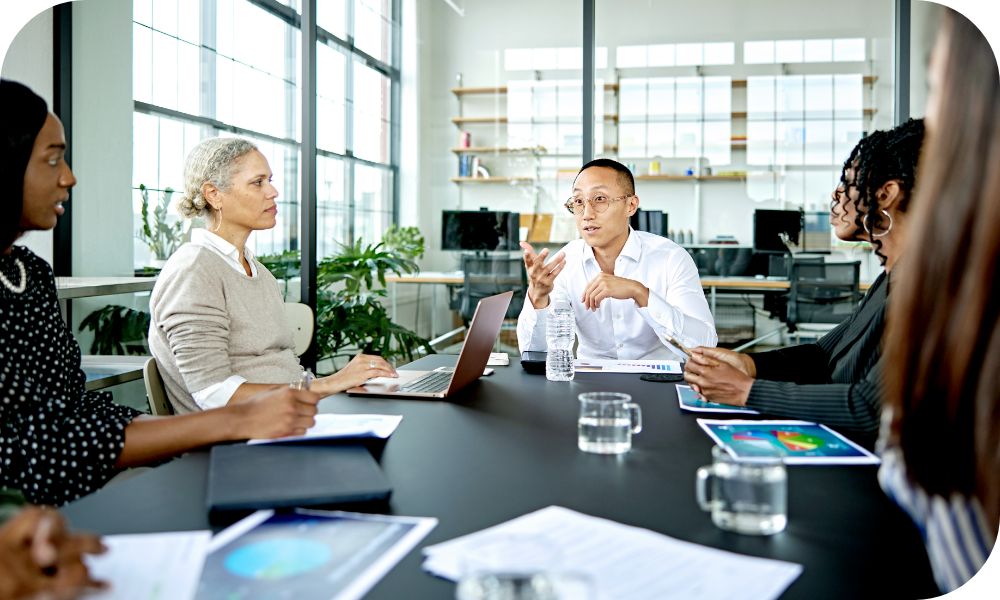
left=347, top=291, right=513, bottom=399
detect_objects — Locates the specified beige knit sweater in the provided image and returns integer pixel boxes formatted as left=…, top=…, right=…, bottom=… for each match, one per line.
left=148, top=244, right=301, bottom=414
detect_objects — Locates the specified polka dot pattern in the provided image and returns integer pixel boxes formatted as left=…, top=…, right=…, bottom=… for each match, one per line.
left=1, top=246, right=139, bottom=505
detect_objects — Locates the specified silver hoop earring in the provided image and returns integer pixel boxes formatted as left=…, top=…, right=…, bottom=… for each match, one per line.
left=211, top=206, right=223, bottom=233
left=872, top=209, right=892, bottom=238
left=862, top=209, right=893, bottom=238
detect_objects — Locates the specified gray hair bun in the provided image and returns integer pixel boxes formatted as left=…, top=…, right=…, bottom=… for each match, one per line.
left=178, top=137, right=258, bottom=219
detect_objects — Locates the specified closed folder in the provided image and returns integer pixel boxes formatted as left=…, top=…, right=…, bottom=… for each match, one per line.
left=206, top=444, right=392, bottom=515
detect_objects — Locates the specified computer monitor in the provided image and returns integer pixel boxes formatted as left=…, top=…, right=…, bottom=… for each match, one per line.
left=441, top=210, right=520, bottom=251
left=753, top=209, right=803, bottom=254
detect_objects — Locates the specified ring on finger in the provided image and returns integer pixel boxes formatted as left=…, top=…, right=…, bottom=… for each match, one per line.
left=369, top=360, right=377, bottom=369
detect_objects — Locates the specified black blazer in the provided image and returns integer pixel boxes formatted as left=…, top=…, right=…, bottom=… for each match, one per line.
left=745, top=271, right=888, bottom=433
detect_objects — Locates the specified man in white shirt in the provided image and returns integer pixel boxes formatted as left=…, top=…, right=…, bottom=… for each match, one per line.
left=517, top=159, right=717, bottom=361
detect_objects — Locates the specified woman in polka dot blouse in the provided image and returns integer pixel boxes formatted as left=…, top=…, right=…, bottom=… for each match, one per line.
left=1, top=80, right=324, bottom=506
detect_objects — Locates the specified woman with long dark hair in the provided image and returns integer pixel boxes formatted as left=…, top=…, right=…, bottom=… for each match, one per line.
left=879, top=9, right=998, bottom=592
left=683, top=119, right=923, bottom=433
left=1, top=79, right=323, bottom=506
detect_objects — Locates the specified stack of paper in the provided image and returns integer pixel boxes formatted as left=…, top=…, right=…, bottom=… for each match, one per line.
left=423, top=506, right=802, bottom=600
left=85, top=531, right=211, bottom=600
left=248, top=413, right=402, bottom=445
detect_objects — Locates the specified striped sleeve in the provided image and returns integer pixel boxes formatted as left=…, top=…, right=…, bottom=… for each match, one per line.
left=745, top=378, right=881, bottom=433
left=878, top=448, right=998, bottom=593
left=749, top=318, right=849, bottom=384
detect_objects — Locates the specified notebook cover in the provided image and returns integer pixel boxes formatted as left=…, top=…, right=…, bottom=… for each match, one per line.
left=207, top=444, right=392, bottom=514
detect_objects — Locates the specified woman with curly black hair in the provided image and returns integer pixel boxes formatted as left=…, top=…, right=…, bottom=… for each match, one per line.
left=683, top=119, right=924, bottom=434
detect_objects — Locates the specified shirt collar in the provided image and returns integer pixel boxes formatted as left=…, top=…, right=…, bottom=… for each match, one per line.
left=190, top=228, right=255, bottom=263
left=583, top=227, right=641, bottom=265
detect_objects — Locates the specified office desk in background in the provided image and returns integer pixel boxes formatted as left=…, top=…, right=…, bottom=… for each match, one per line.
left=386, top=272, right=873, bottom=337
left=56, top=277, right=157, bottom=390
left=55, top=276, right=157, bottom=299
left=63, top=354, right=937, bottom=599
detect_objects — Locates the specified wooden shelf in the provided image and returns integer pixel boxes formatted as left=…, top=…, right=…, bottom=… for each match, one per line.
left=455, top=109, right=873, bottom=126
left=450, top=176, right=535, bottom=184
left=451, top=175, right=743, bottom=183
left=731, top=75, right=878, bottom=88
left=452, top=116, right=509, bottom=125
left=451, top=145, right=619, bottom=155
left=453, top=115, right=619, bottom=126
left=454, top=78, right=875, bottom=95
left=452, top=83, right=619, bottom=96
left=635, top=175, right=747, bottom=181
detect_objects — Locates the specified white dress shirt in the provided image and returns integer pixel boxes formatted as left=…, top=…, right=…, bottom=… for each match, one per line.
left=188, top=228, right=259, bottom=409
left=517, top=229, right=717, bottom=361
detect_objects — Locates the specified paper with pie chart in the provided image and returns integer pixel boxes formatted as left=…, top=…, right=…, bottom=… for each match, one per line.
left=195, top=509, right=436, bottom=600
left=696, top=419, right=880, bottom=465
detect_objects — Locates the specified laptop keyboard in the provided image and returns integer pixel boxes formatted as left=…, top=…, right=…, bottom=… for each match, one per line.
left=399, top=369, right=454, bottom=393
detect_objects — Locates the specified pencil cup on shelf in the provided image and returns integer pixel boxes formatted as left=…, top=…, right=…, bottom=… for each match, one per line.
left=545, top=298, right=575, bottom=381
left=696, top=445, right=787, bottom=535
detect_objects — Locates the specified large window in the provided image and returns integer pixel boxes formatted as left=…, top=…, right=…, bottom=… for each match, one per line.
left=131, top=0, right=398, bottom=269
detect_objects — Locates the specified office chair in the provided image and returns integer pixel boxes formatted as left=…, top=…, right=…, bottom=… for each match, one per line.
left=142, top=357, right=174, bottom=416
left=459, top=254, right=527, bottom=352
left=786, top=261, right=861, bottom=342
left=733, top=256, right=850, bottom=352
left=283, top=302, right=315, bottom=357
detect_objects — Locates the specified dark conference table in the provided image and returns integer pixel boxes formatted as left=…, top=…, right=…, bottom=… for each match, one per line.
left=63, top=354, right=938, bottom=598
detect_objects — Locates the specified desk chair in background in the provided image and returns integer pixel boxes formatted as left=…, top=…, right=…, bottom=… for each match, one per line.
left=459, top=254, right=527, bottom=354
left=283, top=302, right=314, bottom=357
left=786, top=260, right=861, bottom=343
left=733, top=256, right=855, bottom=352
left=142, top=358, right=173, bottom=416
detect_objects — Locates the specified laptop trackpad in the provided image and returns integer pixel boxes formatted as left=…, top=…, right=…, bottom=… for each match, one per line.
left=361, top=366, right=454, bottom=393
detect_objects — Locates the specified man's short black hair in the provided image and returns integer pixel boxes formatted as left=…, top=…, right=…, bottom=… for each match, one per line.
left=574, top=158, right=635, bottom=196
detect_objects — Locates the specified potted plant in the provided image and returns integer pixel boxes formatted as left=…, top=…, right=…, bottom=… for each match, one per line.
left=381, top=224, right=425, bottom=261
left=78, top=305, right=150, bottom=355
left=136, top=184, right=188, bottom=268
left=315, top=238, right=432, bottom=370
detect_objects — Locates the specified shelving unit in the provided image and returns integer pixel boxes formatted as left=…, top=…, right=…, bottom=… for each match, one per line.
left=450, top=69, right=883, bottom=244
left=450, top=176, right=535, bottom=183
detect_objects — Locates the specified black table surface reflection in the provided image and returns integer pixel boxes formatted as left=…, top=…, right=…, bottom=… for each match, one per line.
left=63, top=354, right=936, bottom=598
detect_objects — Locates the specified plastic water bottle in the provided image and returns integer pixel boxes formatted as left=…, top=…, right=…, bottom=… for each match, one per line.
left=546, top=298, right=575, bottom=381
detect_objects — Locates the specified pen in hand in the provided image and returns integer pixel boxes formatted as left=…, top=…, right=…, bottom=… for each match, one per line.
left=663, top=334, right=693, bottom=359
left=295, top=369, right=314, bottom=391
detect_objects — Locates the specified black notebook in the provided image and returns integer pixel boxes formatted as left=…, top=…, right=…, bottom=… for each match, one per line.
left=207, top=443, right=392, bottom=515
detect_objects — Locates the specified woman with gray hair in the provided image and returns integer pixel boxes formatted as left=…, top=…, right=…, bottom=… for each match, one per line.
left=149, top=137, right=397, bottom=414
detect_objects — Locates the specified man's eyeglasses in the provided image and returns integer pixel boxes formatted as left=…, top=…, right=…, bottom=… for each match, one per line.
left=564, top=194, right=632, bottom=215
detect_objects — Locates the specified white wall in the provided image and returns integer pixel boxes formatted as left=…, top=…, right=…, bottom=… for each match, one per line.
left=2, top=8, right=55, bottom=263
left=910, top=0, right=945, bottom=118
left=69, top=0, right=141, bottom=355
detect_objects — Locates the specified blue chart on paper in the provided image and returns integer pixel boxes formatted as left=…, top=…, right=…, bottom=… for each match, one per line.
left=224, top=538, right=331, bottom=580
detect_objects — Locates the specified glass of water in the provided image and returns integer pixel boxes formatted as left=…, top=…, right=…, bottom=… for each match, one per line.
left=577, top=392, right=642, bottom=454
left=455, top=536, right=592, bottom=600
left=696, top=445, right=787, bottom=535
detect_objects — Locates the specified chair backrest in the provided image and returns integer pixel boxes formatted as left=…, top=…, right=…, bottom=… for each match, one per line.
left=787, top=261, right=862, bottom=327
left=142, top=357, right=174, bottom=416
left=283, top=302, right=314, bottom=357
left=768, top=253, right=824, bottom=278
left=460, top=254, right=527, bottom=322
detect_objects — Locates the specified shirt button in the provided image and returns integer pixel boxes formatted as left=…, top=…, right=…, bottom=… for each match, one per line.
left=617, top=343, right=624, bottom=348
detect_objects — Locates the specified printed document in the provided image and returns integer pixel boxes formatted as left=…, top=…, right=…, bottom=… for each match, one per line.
left=423, top=506, right=801, bottom=600
left=248, top=413, right=402, bottom=445
left=573, top=359, right=682, bottom=374
left=85, top=530, right=211, bottom=600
